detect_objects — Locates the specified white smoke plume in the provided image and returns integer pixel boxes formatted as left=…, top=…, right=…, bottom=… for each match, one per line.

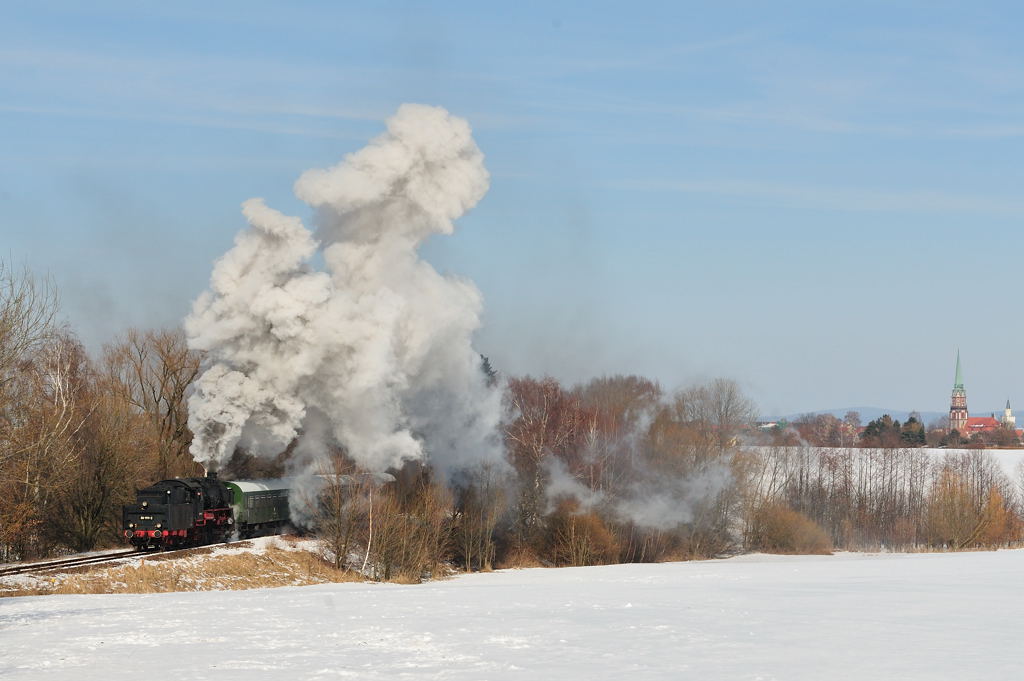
left=543, top=456, right=733, bottom=532
left=185, top=103, right=503, bottom=478
left=541, top=399, right=735, bottom=532
left=544, top=457, right=605, bottom=514
left=612, top=461, right=733, bottom=530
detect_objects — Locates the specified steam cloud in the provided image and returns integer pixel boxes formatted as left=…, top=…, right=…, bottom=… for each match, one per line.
left=542, top=404, right=734, bottom=532
left=185, top=104, right=502, bottom=477
left=543, top=451, right=733, bottom=531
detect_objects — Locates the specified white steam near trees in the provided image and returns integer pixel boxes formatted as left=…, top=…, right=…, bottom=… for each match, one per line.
left=183, top=104, right=750, bottom=562
left=185, top=104, right=502, bottom=479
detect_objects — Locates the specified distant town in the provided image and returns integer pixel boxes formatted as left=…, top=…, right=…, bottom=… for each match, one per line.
left=757, top=351, right=1022, bottom=449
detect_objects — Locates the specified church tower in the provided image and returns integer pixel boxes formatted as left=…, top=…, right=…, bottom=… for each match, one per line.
left=949, top=351, right=968, bottom=434
left=1002, top=400, right=1015, bottom=429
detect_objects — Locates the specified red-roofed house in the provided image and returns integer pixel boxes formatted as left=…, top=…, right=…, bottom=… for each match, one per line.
left=964, top=416, right=1001, bottom=436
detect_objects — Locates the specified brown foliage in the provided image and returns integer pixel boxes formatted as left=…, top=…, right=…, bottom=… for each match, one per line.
left=0, top=303, right=205, bottom=560
left=545, top=499, right=619, bottom=567
left=614, top=524, right=680, bottom=563
left=51, top=388, right=149, bottom=552
left=364, top=469, right=454, bottom=582
left=504, top=376, right=588, bottom=544
left=747, top=503, right=832, bottom=554
left=925, top=469, right=1022, bottom=549
left=302, top=451, right=373, bottom=570
left=494, top=545, right=545, bottom=569
left=976, top=488, right=1022, bottom=547
left=1, top=334, right=91, bottom=559
left=102, top=328, right=202, bottom=479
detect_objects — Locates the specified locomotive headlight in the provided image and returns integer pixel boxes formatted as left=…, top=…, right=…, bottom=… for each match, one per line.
left=129, top=523, right=135, bottom=528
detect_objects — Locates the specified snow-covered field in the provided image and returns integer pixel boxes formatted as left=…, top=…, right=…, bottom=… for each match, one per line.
left=2, top=549, right=1020, bottom=680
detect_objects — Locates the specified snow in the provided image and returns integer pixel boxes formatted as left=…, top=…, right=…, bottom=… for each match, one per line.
left=202, top=535, right=316, bottom=557
left=2, top=549, right=1021, bottom=680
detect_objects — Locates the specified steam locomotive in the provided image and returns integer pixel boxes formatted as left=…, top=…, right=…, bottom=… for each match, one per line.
left=122, top=473, right=291, bottom=550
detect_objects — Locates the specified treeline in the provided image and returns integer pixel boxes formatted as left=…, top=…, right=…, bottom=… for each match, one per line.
left=750, top=446, right=1022, bottom=550
left=303, top=386, right=1024, bottom=575
left=0, top=264, right=202, bottom=561
left=308, top=391, right=1024, bottom=581
left=3, top=262, right=1023, bottom=575
left=777, top=411, right=1021, bottom=449
left=305, top=374, right=757, bottom=580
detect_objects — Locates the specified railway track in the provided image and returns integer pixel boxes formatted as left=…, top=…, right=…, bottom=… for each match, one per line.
left=2, top=535, right=281, bottom=579
left=0, top=550, right=140, bottom=578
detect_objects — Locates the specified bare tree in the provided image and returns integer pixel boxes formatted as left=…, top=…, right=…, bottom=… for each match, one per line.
left=365, top=469, right=453, bottom=581
left=671, top=378, right=757, bottom=457
left=0, top=334, right=90, bottom=559
left=0, top=262, right=59, bottom=465
left=0, top=262, right=62, bottom=559
left=504, top=376, right=585, bottom=544
left=0, top=261, right=58, bottom=388
left=103, top=328, right=202, bottom=479
left=54, top=385, right=148, bottom=552
left=453, top=463, right=509, bottom=571
left=306, top=451, right=373, bottom=570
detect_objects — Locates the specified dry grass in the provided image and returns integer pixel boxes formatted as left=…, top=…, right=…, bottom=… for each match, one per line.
left=3, top=541, right=367, bottom=597
left=495, top=546, right=545, bottom=569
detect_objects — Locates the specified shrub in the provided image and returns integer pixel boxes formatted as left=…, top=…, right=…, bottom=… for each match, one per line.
left=494, top=545, right=545, bottom=569
left=364, top=476, right=454, bottom=582
left=545, top=500, right=619, bottom=566
left=747, top=503, right=832, bottom=555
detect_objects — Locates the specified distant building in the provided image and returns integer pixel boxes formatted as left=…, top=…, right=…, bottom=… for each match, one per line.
left=1002, top=400, right=1016, bottom=429
left=949, top=351, right=968, bottom=433
left=947, top=352, right=1021, bottom=439
left=964, top=415, right=1001, bottom=436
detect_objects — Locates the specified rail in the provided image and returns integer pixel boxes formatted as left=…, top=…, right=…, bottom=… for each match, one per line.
left=0, top=550, right=140, bottom=578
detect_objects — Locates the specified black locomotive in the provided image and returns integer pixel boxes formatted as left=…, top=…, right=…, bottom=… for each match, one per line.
left=122, top=474, right=234, bottom=550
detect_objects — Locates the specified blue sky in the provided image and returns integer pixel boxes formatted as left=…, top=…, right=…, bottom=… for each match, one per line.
left=3, top=1, right=1024, bottom=417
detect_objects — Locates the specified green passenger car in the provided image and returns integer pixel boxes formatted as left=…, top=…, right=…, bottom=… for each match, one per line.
left=223, top=479, right=292, bottom=536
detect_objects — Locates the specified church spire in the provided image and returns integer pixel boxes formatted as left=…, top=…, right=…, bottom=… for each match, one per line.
left=949, top=350, right=968, bottom=434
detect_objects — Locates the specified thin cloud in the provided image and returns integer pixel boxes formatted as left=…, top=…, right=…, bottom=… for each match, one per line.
left=616, top=178, right=1024, bottom=217
left=0, top=103, right=366, bottom=141
left=938, top=124, right=1024, bottom=139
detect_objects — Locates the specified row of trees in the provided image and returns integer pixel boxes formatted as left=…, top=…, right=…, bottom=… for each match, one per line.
left=302, top=374, right=755, bottom=580
left=307, top=380, right=1024, bottom=580
left=0, top=263, right=201, bottom=561
left=749, top=446, right=1021, bottom=550
left=3, top=261, right=1023, bottom=575
left=777, top=411, right=1021, bottom=449
left=860, top=414, right=926, bottom=447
